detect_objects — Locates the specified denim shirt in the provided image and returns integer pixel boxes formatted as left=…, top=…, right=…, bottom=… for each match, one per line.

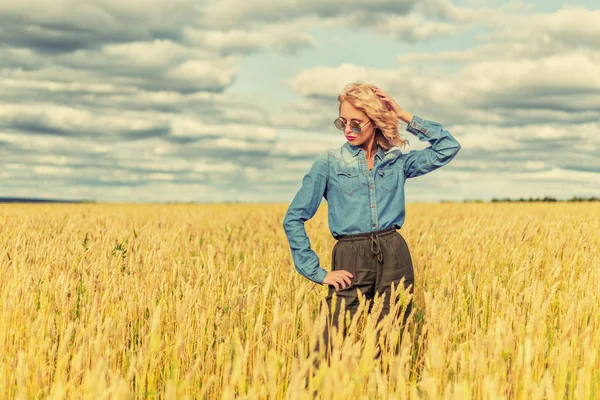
left=282, top=115, right=461, bottom=284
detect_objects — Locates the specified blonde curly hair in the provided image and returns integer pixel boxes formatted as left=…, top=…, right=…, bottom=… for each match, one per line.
left=337, top=81, right=410, bottom=151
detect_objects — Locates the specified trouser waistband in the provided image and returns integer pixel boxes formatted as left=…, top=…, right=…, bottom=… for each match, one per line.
left=336, top=226, right=400, bottom=264
left=336, top=226, right=399, bottom=241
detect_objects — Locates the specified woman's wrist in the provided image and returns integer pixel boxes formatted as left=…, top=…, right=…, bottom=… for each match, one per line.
left=398, top=111, right=413, bottom=125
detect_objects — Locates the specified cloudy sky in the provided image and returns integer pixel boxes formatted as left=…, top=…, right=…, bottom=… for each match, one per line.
left=1, top=0, right=598, bottom=203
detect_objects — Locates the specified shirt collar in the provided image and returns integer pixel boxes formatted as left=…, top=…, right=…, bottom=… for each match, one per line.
left=344, top=141, right=386, bottom=160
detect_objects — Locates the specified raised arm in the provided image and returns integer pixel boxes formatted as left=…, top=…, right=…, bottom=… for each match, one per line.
left=401, top=115, right=461, bottom=179
left=371, top=87, right=461, bottom=179
left=282, top=152, right=329, bottom=284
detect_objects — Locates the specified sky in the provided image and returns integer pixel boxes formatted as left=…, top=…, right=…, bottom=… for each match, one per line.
left=0, top=0, right=599, bottom=203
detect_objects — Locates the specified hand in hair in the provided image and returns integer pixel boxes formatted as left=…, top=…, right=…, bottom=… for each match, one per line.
left=373, top=87, right=413, bottom=124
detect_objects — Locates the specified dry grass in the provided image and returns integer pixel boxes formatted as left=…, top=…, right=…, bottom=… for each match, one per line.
left=0, top=202, right=598, bottom=399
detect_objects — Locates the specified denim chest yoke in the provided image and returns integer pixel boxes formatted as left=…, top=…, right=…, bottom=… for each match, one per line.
left=329, top=142, right=401, bottom=229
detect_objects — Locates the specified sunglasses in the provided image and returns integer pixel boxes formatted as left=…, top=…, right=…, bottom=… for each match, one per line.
left=333, top=117, right=372, bottom=134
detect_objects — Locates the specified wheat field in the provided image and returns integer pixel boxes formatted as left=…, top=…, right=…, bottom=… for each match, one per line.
left=0, top=202, right=598, bottom=399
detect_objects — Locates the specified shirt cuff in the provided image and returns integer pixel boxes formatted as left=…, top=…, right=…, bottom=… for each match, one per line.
left=315, top=267, right=328, bottom=284
left=406, top=115, right=432, bottom=138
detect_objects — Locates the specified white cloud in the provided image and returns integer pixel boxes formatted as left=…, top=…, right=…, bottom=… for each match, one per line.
left=0, top=0, right=201, bottom=52
left=288, top=64, right=403, bottom=98
left=515, top=167, right=600, bottom=185
left=399, top=8, right=600, bottom=64
left=166, top=59, right=237, bottom=88
left=183, top=26, right=315, bottom=54
left=525, top=161, right=545, bottom=170
left=33, top=165, right=72, bottom=175
left=170, top=117, right=276, bottom=140
left=200, top=0, right=417, bottom=29
left=376, top=14, right=462, bottom=42
left=287, top=49, right=600, bottom=126
left=0, top=103, right=170, bottom=138
left=482, top=7, right=600, bottom=49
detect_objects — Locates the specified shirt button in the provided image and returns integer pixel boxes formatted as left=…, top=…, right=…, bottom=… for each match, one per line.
left=372, top=223, right=376, bottom=227
left=369, top=184, right=373, bottom=189
left=371, top=204, right=374, bottom=208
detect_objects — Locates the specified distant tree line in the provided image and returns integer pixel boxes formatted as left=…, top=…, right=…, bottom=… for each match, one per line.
left=2, top=196, right=599, bottom=204
left=0, top=197, right=95, bottom=203
left=455, top=196, right=600, bottom=203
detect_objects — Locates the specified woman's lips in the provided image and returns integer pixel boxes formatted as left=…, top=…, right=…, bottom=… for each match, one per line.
left=345, top=136, right=356, bottom=140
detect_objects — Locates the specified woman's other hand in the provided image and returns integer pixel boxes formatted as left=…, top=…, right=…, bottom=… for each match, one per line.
left=323, top=270, right=354, bottom=291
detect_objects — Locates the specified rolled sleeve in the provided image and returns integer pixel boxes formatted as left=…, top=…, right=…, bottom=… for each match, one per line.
left=402, top=115, right=461, bottom=179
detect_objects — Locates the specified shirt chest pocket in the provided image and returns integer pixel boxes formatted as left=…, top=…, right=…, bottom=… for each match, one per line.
left=377, top=166, right=398, bottom=193
left=335, top=168, right=361, bottom=196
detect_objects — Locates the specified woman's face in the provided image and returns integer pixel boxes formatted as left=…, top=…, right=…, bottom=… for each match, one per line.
left=339, top=100, right=375, bottom=147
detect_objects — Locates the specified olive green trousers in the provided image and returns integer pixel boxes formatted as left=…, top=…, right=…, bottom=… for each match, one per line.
left=314, top=226, right=414, bottom=364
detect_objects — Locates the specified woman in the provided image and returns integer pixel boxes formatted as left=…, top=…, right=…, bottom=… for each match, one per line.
left=282, top=81, right=461, bottom=363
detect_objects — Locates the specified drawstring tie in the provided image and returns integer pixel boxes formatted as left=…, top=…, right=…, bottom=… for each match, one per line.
left=370, top=232, right=383, bottom=264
